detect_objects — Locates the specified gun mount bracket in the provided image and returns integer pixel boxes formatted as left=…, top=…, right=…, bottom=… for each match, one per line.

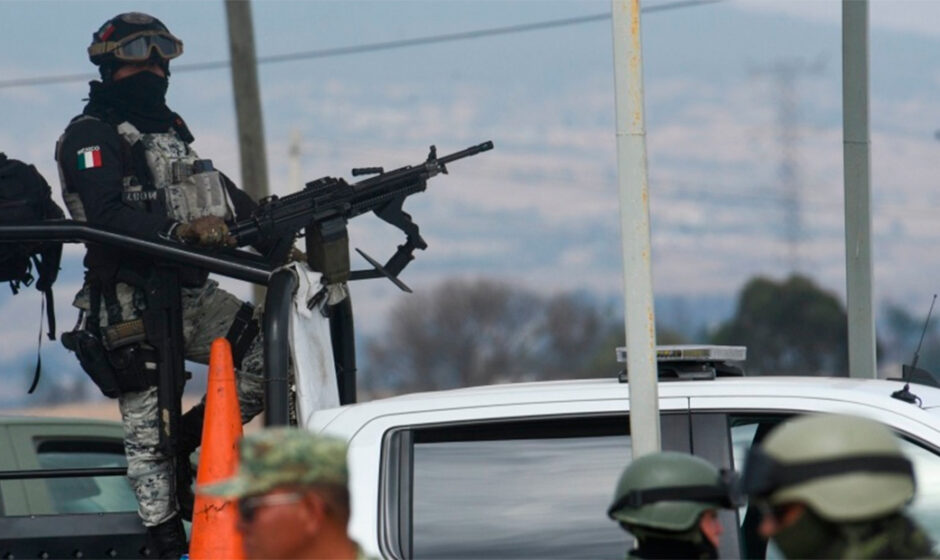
left=351, top=248, right=412, bottom=293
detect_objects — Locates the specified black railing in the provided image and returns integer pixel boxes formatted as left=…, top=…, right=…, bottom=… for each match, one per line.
left=0, top=467, right=127, bottom=481
left=0, top=220, right=273, bottom=285
left=0, top=219, right=300, bottom=430
left=263, top=268, right=297, bottom=426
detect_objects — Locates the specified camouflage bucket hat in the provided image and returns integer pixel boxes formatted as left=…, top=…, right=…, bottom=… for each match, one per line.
left=199, top=428, right=348, bottom=498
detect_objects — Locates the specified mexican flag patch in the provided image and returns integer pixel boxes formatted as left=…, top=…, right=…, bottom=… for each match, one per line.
left=77, top=146, right=102, bottom=170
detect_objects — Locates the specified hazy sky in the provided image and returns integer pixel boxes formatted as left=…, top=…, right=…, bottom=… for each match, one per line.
left=2, top=0, right=940, bottom=391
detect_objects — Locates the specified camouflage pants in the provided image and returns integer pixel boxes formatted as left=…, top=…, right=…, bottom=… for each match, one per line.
left=75, top=279, right=265, bottom=526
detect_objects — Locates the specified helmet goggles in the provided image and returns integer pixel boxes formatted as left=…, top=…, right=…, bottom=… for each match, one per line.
left=89, top=30, right=183, bottom=63
left=739, top=445, right=915, bottom=500
left=606, top=468, right=744, bottom=519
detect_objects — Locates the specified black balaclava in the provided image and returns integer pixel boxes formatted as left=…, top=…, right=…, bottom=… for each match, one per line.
left=86, top=68, right=175, bottom=133
left=770, top=507, right=841, bottom=560
left=632, top=536, right=718, bottom=560
left=628, top=524, right=719, bottom=560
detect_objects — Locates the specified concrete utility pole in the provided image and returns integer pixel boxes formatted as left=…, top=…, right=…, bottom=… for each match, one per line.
left=842, top=0, right=877, bottom=379
left=225, top=0, right=269, bottom=304
left=611, top=0, right=661, bottom=456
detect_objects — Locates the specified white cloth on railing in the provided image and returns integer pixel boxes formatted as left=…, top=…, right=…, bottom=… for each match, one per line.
left=287, top=262, right=342, bottom=425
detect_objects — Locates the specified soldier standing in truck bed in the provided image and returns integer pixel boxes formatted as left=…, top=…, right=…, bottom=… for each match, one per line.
left=56, top=12, right=268, bottom=557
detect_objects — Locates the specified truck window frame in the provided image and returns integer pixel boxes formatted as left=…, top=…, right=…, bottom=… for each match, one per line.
left=378, top=412, right=693, bottom=560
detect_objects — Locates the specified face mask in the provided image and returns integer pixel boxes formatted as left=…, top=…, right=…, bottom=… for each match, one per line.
left=771, top=509, right=837, bottom=560
left=109, top=70, right=169, bottom=110
left=631, top=526, right=718, bottom=560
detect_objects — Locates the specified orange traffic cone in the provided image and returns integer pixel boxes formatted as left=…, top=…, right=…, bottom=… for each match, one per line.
left=189, top=338, right=244, bottom=559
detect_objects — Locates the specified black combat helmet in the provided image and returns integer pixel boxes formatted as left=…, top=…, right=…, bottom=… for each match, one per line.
left=88, top=12, right=183, bottom=82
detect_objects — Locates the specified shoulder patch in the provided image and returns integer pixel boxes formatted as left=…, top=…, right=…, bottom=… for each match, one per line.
left=77, top=146, right=102, bottom=170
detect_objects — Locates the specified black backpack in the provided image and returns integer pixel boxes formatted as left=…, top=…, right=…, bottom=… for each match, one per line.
left=0, top=153, right=65, bottom=391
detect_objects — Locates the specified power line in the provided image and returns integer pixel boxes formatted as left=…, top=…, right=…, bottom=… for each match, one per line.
left=0, top=0, right=723, bottom=90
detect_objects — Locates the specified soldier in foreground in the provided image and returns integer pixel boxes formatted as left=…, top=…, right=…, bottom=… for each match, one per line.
left=607, top=451, right=740, bottom=559
left=201, top=428, right=364, bottom=560
left=56, top=12, right=267, bottom=556
left=740, top=413, right=935, bottom=559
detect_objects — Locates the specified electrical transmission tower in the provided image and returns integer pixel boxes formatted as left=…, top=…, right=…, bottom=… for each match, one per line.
left=288, top=129, right=303, bottom=191
left=750, top=57, right=825, bottom=274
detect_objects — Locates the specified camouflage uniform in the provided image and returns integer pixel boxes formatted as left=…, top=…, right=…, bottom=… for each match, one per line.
left=91, top=280, right=265, bottom=525
left=767, top=509, right=935, bottom=560
left=201, top=428, right=349, bottom=498
left=202, top=429, right=371, bottom=560
left=840, top=514, right=936, bottom=559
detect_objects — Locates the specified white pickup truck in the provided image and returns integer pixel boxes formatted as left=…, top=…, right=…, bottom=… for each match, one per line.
left=309, top=370, right=940, bottom=559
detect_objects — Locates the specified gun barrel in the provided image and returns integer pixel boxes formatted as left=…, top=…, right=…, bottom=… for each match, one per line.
left=438, top=140, right=494, bottom=166
left=229, top=223, right=254, bottom=244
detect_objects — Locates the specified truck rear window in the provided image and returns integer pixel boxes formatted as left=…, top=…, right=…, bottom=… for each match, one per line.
left=34, top=439, right=137, bottom=514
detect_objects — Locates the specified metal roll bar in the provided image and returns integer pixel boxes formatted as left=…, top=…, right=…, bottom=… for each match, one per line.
left=0, top=220, right=318, bottom=428
left=0, top=220, right=273, bottom=285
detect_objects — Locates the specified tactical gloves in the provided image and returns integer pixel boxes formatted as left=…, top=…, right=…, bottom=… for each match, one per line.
left=174, top=216, right=236, bottom=247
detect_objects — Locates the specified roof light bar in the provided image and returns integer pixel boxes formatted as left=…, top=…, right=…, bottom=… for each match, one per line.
left=616, top=344, right=747, bottom=364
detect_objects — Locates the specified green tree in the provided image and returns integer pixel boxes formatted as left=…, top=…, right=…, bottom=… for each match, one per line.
left=710, top=275, right=848, bottom=375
